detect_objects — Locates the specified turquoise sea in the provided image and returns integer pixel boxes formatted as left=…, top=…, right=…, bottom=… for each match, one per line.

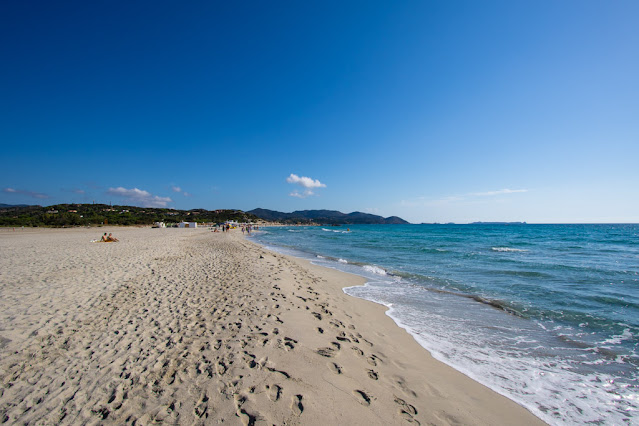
left=252, top=224, right=639, bottom=425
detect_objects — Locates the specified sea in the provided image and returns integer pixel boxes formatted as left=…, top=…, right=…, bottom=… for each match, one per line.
left=251, top=223, right=639, bottom=425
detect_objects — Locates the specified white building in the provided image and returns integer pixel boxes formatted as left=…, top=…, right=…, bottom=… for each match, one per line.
left=178, top=221, right=198, bottom=228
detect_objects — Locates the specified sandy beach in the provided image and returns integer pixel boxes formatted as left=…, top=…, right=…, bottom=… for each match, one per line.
left=0, top=227, right=544, bottom=425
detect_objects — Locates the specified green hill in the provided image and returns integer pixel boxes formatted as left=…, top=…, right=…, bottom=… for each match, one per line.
left=0, top=204, right=260, bottom=227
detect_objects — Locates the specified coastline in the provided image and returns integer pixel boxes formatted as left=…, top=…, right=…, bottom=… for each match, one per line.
left=0, top=227, right=544, bottom=424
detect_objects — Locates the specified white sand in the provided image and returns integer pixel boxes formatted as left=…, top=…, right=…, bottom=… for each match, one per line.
left=0, top=227, right=544, bottom=425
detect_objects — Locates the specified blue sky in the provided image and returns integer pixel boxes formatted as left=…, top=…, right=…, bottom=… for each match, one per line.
left=1, top=1, right=637, bottom=223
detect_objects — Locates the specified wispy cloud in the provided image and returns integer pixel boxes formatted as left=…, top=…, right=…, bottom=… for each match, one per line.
left=171, top=185, right=191, bottom=197
left=286, top=173, right=326, bottom=198
left=289, top=190, right=312, bottom=198
left=3, top=187, right=50, bottom=199
left=107, top=187, right=172, bottom=208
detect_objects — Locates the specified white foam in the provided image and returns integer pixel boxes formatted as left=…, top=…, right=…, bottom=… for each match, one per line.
left=492, top=247, right=529, bottom=252
left=362, top=265, right=387, bottom=276
left=602, top=328, right=634, bottom=345
left=344, top=281, right=639, bottom=425
left=338, top=258, right=348, bottom=264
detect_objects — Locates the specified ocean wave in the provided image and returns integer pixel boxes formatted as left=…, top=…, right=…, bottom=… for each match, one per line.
left=338, top=258, right=348, bottom=264
left=601, top=328, right=634, bottom=346
left=362, top=265, right=387, bottom=276
left=420, top=247, right=450, bottom=254
left=322, top=228, right=344, bottom=233
left=492, top=247, right=529, bottom=253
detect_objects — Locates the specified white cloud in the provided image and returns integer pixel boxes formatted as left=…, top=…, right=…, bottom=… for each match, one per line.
left=286, top=174, right=326, bottom=198
left=286, top=174, right=326, bottom=189
left=3, top=187, right=49, bottom=199
left=470, top=189, right=528, bottom=197
left=107, top=187, right=172, bottom=208
left=289, top=189, right=316, bottom=198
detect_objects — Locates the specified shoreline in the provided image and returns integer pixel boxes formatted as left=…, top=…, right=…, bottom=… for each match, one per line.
left=0, top=227, right=544, bottom=424
left=251, top=232, right=550, bottom=423
left=251, top=236, right=545, bottom=425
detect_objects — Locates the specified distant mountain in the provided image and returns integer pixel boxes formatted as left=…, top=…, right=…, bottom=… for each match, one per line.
left=248, top=208, right=409, bottom=225
left=0, top=203, right=33, bottom=208
left=471, top=222, right=527, bottom=225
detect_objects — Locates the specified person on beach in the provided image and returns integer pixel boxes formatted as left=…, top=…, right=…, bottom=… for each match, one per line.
left=101, top=233, right=109, bottom=242
left=107, top=233, right=119, bottom=242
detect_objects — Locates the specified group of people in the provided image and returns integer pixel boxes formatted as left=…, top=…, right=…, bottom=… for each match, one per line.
left=211, top=224, right=260, bottom=234
left=100, top=232, right=119, bottom=242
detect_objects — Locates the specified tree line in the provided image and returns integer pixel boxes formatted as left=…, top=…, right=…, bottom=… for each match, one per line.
left=0, top=204, right=260, bottom=227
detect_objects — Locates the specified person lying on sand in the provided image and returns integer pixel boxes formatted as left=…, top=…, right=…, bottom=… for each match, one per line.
left=106, top=233, right=119, bottom=242
left=101, top=233, right=109, bottom=242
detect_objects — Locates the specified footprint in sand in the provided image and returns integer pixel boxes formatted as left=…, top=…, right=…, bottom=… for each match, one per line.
left=265, top=384, right=281, bottom=401
left=351, top=346, right=365, bottom=357
left=284, top=336, right=297, bottom=350
left=216, top=361, right=227, bottom=375
left=316, top=347, right=337, bottom=358
left=290, top=395, right=304, bottom=416
left=352, top=390, right=372, bottom=406
left=327, top=362, right=342, bottom=374
left=336, top=331, right=351, bottom=342
left=194, top=393, right=209, bottom=418
left=236, top=408, right=252, bottom=426
left=393, top=375, right=418, bottom=398
left=394, top=396, right=418, bottom=416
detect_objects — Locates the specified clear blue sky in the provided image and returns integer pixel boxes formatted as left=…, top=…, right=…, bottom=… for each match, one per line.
left=1, top=1, right=637, bottom=223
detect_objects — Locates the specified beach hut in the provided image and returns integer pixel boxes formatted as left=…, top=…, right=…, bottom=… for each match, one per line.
left=178, top=221, right=198, bottom=228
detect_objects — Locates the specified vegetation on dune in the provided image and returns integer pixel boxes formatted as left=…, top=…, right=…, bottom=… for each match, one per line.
left=0, top=204, right=260, bottom=227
